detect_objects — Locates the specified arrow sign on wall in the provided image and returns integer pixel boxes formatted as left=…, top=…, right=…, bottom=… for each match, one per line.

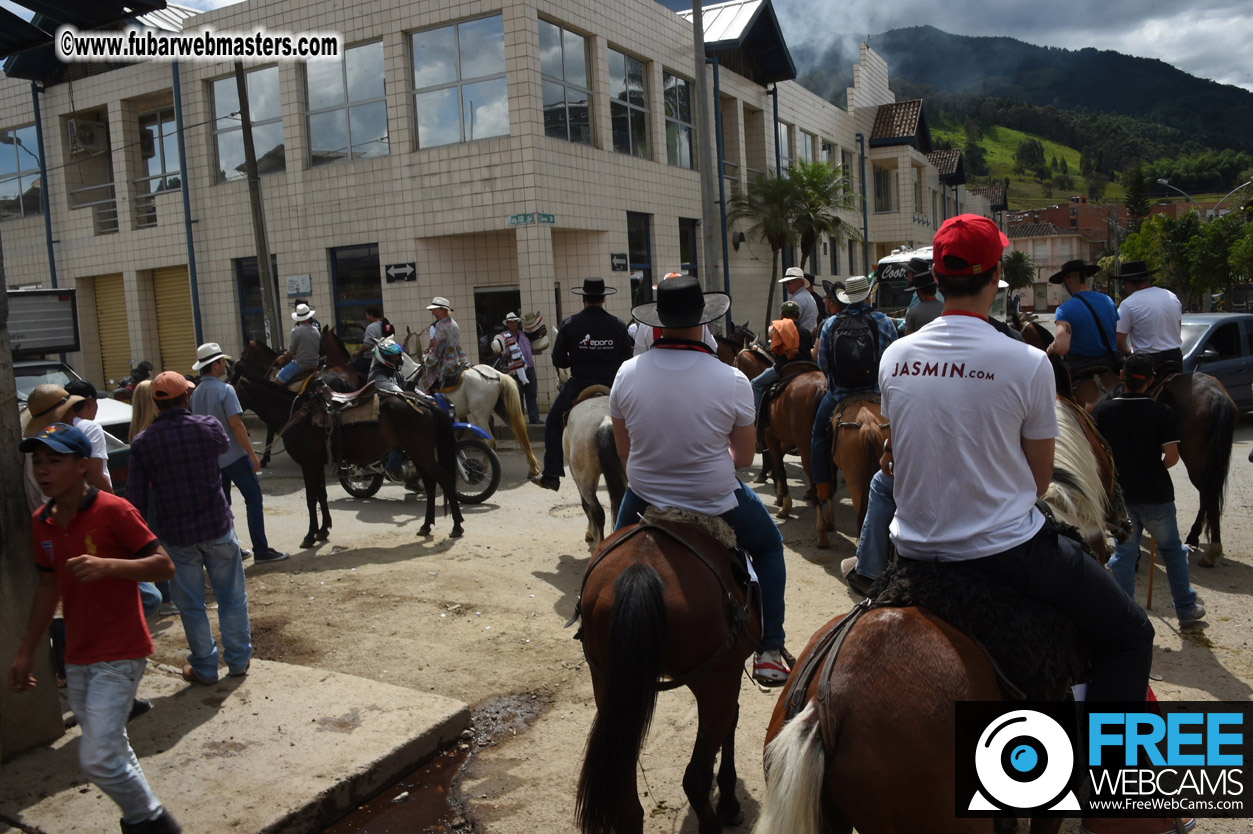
left=386, top=262, right=416, bottom=282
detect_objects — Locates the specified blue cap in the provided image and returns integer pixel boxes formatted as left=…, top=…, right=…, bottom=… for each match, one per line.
left=19, top=422, right=93, bottom=458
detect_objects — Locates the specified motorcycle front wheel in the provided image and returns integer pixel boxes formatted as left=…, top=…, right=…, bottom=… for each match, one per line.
left=339, top=464, right=384, bottom=498
left=454, top=438, right=501, bottom=504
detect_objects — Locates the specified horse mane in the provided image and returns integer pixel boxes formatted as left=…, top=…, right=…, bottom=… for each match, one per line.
left=641, top=506, right=736, bottom=549
left=1042, top=399, right=1108, bottom=542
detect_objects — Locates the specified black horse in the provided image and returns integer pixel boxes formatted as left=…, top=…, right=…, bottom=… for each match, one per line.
left=231, top=360, right=464, bottom=546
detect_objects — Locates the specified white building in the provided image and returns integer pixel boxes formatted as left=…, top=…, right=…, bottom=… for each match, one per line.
left=1, top=0, right=986, bottom=405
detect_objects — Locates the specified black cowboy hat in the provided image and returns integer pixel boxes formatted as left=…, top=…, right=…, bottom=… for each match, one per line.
left=1115, top=260, right=1157, bottom=282
left=1048, top=259, right=1100, bottom=284
left=631, top=275, right=730, bottom=328
left=571, top=277, right=617, bottom=296
left=905, top=257, right=937, bottom=291
left=820, top=279, right=845, bottom=300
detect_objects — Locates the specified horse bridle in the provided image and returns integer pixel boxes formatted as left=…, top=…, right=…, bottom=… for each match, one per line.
left=569, top=519, right=757, bottom=692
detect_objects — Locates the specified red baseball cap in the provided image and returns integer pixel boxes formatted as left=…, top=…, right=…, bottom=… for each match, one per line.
left=932, top=214, right=1009, bottom=276
left=153, top=370, right=195, bottom=400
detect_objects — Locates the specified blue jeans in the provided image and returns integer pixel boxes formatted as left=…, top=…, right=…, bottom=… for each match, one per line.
left=1108, top=502, right=1197, bottom=614
left=221, top=454, right=269, bottom=555
left=809, top=391, right=838, bottom=486
left=751, top=367, right=781, bottom=416
left=165, top=529, right=252, bottom=681
left=275, top=361, right=306, bottom=384
left=65, top=658, right=164, bottom=823
left=615, top=483, right=786, bottom=652
left=854, top=470, right=894, bottom=579
left=138, top=582, right=161, bottom=617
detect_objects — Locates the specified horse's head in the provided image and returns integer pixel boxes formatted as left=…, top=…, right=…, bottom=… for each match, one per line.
left=730, top=321, right=756, bottom=348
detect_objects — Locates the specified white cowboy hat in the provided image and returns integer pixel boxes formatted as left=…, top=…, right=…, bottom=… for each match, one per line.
left=837, top=275, right=871, bottom=305
left=192, top=342, right=232, bottom=371
left=503, top=312, right=520, bottom=324
left=427, top=296, right=454, bottom=311
left=778, top=266, right=807, bottom=283
left=292, top=303, right=317, bottom=322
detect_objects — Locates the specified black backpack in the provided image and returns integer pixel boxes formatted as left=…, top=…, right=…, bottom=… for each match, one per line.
left=827, top=309, right=880, bottom=389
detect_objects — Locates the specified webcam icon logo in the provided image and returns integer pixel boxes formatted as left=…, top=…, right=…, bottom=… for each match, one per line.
left=969, top=709, right=1080, bottom=812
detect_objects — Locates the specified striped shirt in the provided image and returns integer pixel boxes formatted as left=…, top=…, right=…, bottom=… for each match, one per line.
left=128, top=409, right=233, bottom=546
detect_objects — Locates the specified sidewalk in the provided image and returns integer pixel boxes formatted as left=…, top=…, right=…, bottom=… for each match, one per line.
left=0, top=660, right=468, bottom=833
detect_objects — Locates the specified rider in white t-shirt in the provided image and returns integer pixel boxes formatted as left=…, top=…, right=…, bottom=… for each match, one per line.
left=610, top=275, right=790, bottom=686
left=1114, top=260, right=1183, bottom=370
left=880, top=214, right=1154, bottom=704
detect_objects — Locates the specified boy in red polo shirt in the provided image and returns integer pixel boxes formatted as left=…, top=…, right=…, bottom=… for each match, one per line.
left=8, top=423, right=182, bottom=834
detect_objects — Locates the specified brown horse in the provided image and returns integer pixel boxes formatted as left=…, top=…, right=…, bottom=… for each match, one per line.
left=231, top=361, right=464, bottom=546
left=576, top=511, right=760, bottom=834
left=752, top=605, right=1064, bottom=834
left=734, top=346, right=775, bottom=484
left=762, top=367, right=825, bottom=517
left=1009, top=309, right=1054, bottom=353
left=714, top=321, right=756, bottom=366
left=816, top=396, right=886, bottom=549
left=1068, top=366, right=1121, bottom=413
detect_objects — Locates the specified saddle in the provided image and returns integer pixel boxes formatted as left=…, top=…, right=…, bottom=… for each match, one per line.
left=436, top=368, right=465, bottom=393
left=562, top=384, right=611, bottom=427
left=833, top=392, right=884, bottom=438
left=279, top=367, right=318, bottom=395
left=758, top=362, right=824, bottom=446
left=1069, top=364, right=1118, bottom=385
left=311, top=382, right=379, bottom=429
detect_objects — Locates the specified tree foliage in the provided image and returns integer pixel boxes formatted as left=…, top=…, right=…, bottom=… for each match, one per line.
left=1001, top=249, right=1036, bottom=290
left=1120, top=211, right=1253, bottom=306
left=727, top=171, right=802, bottom=332
left=1123, top=166, right=1150, bottom=231
left=788, top=161, right=859, bottom=275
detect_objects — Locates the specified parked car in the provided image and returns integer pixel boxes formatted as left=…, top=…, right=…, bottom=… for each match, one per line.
left=102, top=430, right=131, bottom=497
left=15, top=359, right=133, bottom=440
left=1181, top=313, right=1253, bottom=412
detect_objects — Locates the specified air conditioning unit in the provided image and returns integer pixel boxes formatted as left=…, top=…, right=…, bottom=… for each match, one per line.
left=68, top=119, right=108, bottom=154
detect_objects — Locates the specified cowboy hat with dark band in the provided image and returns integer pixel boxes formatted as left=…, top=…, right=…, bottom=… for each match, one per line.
left=1048, top=259, right=1100, bottom=284
left=571, top=278, right=616, bottom=296
left=631, top=275, right=730, bottom=328
left=1115, top=260, right=1157, bottom=282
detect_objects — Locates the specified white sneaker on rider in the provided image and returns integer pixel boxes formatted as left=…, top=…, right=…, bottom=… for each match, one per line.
left=753, top=649, right=790, bottom=685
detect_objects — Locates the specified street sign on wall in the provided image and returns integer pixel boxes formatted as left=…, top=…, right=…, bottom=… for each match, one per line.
left=610, top=253, right=628, bottom=271
left=386, top=262, right=417, bottom=282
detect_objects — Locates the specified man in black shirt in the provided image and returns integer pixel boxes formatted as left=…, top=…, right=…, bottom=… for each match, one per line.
left=1093, top=353, right=1204, bottom=625
left=532, top=278, right=632, bottom=491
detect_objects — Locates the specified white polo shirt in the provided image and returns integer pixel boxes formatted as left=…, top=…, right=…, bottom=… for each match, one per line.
left=879, top=314, right=1058, bottom=560
left=1115, top=286, right=1182, bottom=353
left=610, top=348, right=753, bottom=515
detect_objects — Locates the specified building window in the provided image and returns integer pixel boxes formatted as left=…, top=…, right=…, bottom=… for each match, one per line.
left=797, top=130, right=813, bottom=164
left=236, top=255, right=278, bottom=346
left=138, top=110, right=181, bottom=194
left=777, top=122, right=791, bottom=170
left=306, top=41, right=388, bottom=166
left=830, top=235, right=839, bottom=275
left=609, top=49, right=648, bottom=159
left=329, top=244, right=381, bottom=350
left=679, top=217, right=699, bottom=277
left=664, top=72, right=694, bottom=170
left=540, top=19, right=592, bottom=145
left=0, top=124, right=41, bottom=220
left=848, top=239, right=857, bottom=275
left=627, top=212, right=652, bottom=305
left=873, top=165, right=897, bottom=213
left=412, top=15, right=509, bottom=148
left=211, top=66, right=284, bottom=182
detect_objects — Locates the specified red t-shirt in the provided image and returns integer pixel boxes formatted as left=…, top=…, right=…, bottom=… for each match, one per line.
left=31, top=489, right=158, bottom=665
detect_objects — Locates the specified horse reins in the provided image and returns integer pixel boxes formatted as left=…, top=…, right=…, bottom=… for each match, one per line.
left=569, top=519, right=757, bottom=692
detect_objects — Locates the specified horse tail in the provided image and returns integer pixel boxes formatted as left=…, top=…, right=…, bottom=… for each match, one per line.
left=576, top=563, right=666, bottom=834
left=754, top=701, right=825, bottom=834
left=1199, top=381, right=1237, bottom=541
left=596, top=419, right=627, bottom=525
left=497, top=371, right=541, bottom=475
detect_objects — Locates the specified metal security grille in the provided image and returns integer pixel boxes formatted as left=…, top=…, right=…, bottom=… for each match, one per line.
left=93, top=273, right=129, bottom=385
left=152, top=266, right=196, bottom=376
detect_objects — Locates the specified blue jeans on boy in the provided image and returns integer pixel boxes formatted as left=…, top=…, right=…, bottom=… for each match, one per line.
left=853, top=470, right=895, bottom=579
left=221, top=453, right=270, bottom=555
left=165, top=529, right=252, bottom=681
left=65, top=658, right=164, bottom=824
left=275, top=361, right=307, bottom=384
left=615, top=482, right=787, bottom=652
left=1107, top=501, right=1198, bottom=614
left=138, top=582, right=161, bottom=617
left=751, top=367, right=780, bottom=415
left=809, top=391, right=839, bottom=486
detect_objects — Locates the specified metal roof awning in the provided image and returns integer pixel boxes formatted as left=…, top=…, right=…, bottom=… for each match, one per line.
left=677, top=0, right=796, bottom=86
left=1, top=0, right=168, bottom=81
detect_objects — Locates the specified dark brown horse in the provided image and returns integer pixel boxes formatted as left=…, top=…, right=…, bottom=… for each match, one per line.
left=576, top=511, right=760, bottom=834
left=714, top=321, right=756, bottom=366
left=1009, top=309, right=1054, bottom=353
left=734, top=346, right=775, bottom=484
left=753, top=606, right=1064, bottom=834
left=231, top=361, right=463, bottom=546
left=762, top=367, right=825, bottom=517
left=816, top=396, right=886, bottom=549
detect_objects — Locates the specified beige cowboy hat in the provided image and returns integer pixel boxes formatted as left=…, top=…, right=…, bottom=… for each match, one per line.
left=292, top=303, right=317, bottom=322
left=427, top=296, right=454, bottom=311
left=837, top=275, right=871, bottom=305
left=192, top=342, right=232, bottom=371
left=20, top=384, right=85, bottom=438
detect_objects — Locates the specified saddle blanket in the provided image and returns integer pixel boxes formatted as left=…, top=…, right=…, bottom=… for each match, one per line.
left=311, top=395, right=379, bottom=428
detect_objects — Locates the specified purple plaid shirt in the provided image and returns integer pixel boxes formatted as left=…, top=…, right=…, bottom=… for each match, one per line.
left=128, top=408, right=233, bottom=546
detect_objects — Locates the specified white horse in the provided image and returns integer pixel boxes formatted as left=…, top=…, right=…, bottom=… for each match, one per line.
left=563, top=390, right=628, bottom=549
left=1043, top=397, right=1113, bottom=555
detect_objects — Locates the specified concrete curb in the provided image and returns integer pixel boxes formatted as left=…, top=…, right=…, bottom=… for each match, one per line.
left=0, top=660, right=469, bottom=833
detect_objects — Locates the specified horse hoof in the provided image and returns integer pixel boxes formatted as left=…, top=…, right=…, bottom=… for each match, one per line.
left=450, top=526, right=464, bottom=538
left=314, top=530, right=330, bottom=542
left=1198, top=545, right=1221, bottom=568
left=300, top=537, right=316, bottom=549
left=802, top=487, right=817, bottom=502
left=754, top=472, right=769, bottom=484
left=716, top=803, right=743, bottom=827
left=418, top=525, right=432, bottom=537
left=774, top=508, right=788, bottom=520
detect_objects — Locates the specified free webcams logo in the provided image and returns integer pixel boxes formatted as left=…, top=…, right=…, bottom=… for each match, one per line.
left=956, top=701, right=1249, bottom=819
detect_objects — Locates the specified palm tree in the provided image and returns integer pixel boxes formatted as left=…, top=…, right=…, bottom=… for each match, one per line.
left=727, top=170, right=803, bottom=332
left=789, top=160, right=859, bottom=273
left=1001, top=249, right=1036, bottom=291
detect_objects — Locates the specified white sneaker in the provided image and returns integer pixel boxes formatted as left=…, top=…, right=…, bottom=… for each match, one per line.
left=753, top=650, right=790, bottom=685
